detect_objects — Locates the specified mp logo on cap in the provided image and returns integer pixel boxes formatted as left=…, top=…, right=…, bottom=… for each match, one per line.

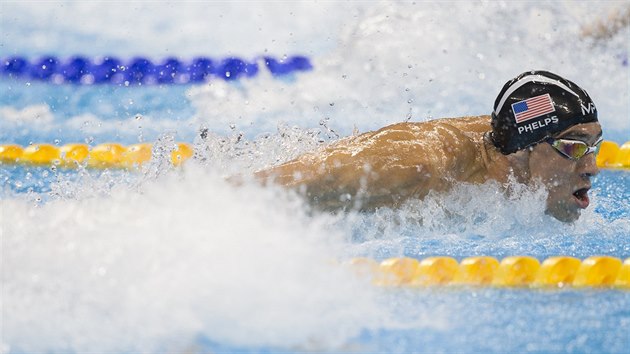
left=581, top=102, right=596, bottom=115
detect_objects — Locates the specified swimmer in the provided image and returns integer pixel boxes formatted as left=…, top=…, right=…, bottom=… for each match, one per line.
left=255, top=71, right=602, bottom=222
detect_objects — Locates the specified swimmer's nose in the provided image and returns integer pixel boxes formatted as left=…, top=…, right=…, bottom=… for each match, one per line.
left=579, top=152, right=599, bottom=178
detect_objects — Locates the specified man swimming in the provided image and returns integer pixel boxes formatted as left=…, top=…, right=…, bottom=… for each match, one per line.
left=255, top=71, right=602, bottom=222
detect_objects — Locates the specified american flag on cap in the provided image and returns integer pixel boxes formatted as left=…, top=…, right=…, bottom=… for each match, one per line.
left=511, top=93, right=555, bottom=123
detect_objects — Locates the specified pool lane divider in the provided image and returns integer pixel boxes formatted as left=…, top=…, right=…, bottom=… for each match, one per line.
left=0, top=142, right=193, bottom=168
left=1, top=140, right=629, bottom=170
left=1, top=55, right=313, bottom=85
left=596, top=140, right=630, bottom=169
left=346, top=256, right=630, bottom=289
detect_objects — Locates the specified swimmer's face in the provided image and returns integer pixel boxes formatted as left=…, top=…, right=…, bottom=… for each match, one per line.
left=527, top=122, right=602, bottom=222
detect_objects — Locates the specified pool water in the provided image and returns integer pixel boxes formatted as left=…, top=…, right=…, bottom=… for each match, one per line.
left=1, top=2, right=629, bottom=353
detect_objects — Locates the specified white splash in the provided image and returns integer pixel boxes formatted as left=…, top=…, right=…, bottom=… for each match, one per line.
left=1, top=166, right=389, bottom=353
left=0, top=105, right=54, bottom=124
left=188, top=2, right=629, bottom=141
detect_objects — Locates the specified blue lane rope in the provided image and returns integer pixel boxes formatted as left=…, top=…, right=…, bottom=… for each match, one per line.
left=1, top=55, right=313, bottom=85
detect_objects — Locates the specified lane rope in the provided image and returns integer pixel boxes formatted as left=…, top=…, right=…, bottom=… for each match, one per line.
left=1, top=140, right=628, bottom=169
left=596, top=140, right=630, bottom=169
left=1, top=55, right=313, bottom=85
left=0, top=142, right=193, bottom=168
left=346, top=255, right=630, bottom=289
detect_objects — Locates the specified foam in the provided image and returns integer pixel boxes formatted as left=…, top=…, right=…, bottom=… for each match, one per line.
left=188, top=2, right=629, bottom=142
left=0, top=2, right=360, bottom=58
left=2, top=166, right=390, bottom=352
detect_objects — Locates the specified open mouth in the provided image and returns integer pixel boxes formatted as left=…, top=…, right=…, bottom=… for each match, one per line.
left=573, top=188, right=590, bottom=209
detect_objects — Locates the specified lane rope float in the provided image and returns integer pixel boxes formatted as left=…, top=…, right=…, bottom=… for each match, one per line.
left=595, top=140, right=630, bottom=169
left=0, top=142, right=193, bottom=168
left=1, top=140, right=629, bottom=169
left=346, top=255, right=630, bottom=289
left=1, top=55, right=313, bottom=85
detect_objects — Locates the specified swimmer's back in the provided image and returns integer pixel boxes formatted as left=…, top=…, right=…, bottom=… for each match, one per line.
left=256, top=115, right=492, bottom=210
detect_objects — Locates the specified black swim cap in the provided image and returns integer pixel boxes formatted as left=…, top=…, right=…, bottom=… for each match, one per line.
left=491, top=70, right=598, bottom=154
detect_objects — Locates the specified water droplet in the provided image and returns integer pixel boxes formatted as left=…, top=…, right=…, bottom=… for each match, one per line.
left=407, top=99, right=414, bottom=104
left=329, top=102, right=335, bottom=107
left=225, top=71, right=231, bottom=78
left=54, top=139, right=60, bottom=145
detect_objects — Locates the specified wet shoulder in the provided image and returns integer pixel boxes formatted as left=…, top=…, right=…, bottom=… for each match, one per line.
left=405, top=116, right=488, bottom=177
left=380, top=116, right=489, bottom=144
left=420, top=115, right=491, bottom=138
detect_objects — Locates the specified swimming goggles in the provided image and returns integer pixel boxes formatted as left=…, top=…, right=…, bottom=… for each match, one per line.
left=545, top=136, right=603, bottom=160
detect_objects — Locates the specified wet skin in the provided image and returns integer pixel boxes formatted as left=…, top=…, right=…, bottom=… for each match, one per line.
left=255, top=116, right=603, bottom=222
left=525, top=122, right=602, bottom=222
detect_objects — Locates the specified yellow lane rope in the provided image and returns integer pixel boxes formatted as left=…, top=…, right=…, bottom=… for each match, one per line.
left=596, top=140, right=630, bottom=169
left=0, top=142, right=193, bottom=168
left=0, top=140, right=628, bottom=169
left=346, top=255, right=630, bottom=289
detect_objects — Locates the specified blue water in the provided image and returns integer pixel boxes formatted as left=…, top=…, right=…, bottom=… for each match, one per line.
left=0, top=79, right=196, bottom=145
left=1, top=2, right=629, bottom=354
left=196, top=289, right=630, bottom=354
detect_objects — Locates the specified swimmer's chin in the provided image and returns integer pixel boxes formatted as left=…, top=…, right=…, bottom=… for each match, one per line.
left=545, top=208, right=581, bottom=223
